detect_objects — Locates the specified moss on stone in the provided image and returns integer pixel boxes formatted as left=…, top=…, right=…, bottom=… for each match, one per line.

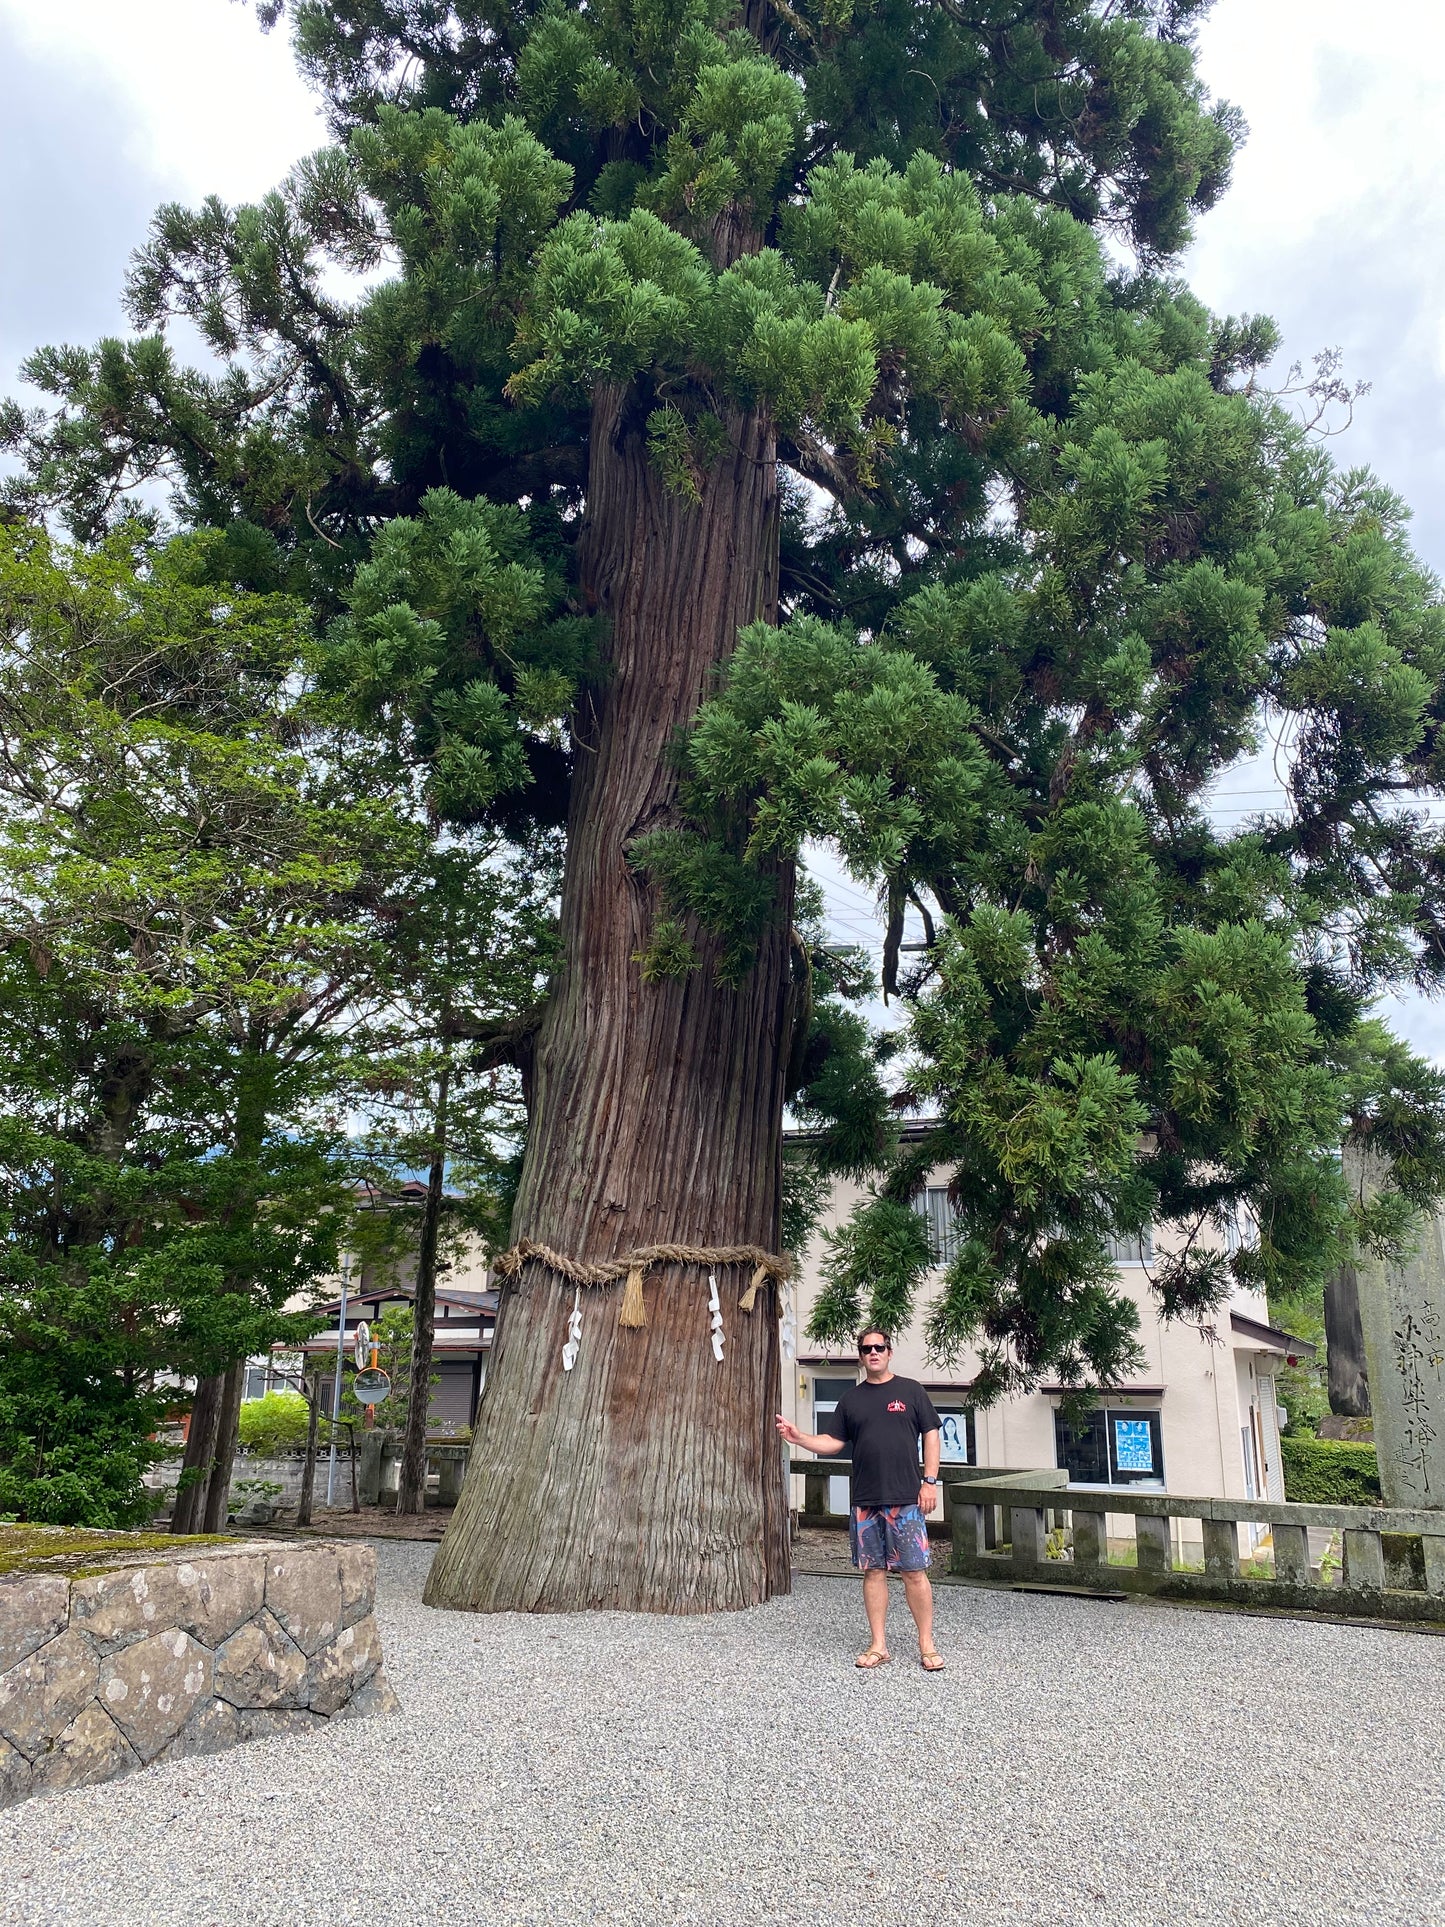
left=0, top=1523, right=231, bottom=1578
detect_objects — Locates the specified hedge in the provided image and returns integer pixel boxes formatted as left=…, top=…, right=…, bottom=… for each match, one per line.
left=1280, top=1435, right=1381, bottom=1507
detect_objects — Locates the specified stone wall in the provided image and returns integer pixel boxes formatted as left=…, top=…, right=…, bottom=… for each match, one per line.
left=0, top=1539, right=398, bottom=1809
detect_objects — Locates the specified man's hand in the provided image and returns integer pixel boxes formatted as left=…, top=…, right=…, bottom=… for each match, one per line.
left=775, top=1415, right=803, bottom=1446
left=918, top=1481, right=939, bottom=1516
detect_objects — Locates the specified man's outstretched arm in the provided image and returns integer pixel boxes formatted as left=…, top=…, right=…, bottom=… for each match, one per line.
left=775, top=1414, right=846, bottom=1455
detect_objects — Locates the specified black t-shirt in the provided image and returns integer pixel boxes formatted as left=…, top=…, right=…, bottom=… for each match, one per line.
left=819, top=1376, right=942, bottom=1507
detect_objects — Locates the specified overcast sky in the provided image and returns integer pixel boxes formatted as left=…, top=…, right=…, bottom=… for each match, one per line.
left=4, top=0, right=1445, bottom=1055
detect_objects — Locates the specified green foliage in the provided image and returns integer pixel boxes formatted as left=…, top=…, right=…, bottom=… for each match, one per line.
left=1280, top=1435, right=1382, bottom=1507
left=238, top=1392, right=313, bottom=1456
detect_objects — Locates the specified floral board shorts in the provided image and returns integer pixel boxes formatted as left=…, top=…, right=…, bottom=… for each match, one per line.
left=849, top=1503, right=931, bottom=1573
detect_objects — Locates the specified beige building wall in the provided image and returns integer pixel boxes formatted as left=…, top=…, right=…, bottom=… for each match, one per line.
left=783, top=1161, right=1300, bottom=1518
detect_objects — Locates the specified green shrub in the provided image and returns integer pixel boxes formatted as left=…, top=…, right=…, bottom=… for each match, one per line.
left=1280, top=1435, right=1381, bottom=1506
left=237, top=1391, right=312, bottom=1457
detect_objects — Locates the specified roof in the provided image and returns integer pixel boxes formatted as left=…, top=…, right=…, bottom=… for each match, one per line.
left=298, top=1329, right=492, bottom=1356
left=1229, top=1312, right=1317, bottom=1360
left=311, top=1283, right=499, bottom=1318
left=1041, top=1384, right=1165, bottom=1398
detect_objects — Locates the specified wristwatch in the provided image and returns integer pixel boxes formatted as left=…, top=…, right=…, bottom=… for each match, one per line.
left=920, top=1475, right=939, bottom=1486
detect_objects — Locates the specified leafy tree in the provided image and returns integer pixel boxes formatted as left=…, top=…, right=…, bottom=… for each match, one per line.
left=237, top=1389, right=313, bottom=1455
left=6, top=0, right=1445, bottom=1608
left=0, top=520, right=415, bottom=1526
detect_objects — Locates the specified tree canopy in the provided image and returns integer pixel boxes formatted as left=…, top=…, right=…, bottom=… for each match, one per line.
left=4, top=0, right=1445, bottom=1470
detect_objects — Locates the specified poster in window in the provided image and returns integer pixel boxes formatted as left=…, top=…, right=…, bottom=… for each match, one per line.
left=1113, top=1417, right=1155, bottom=1473
left=936, top=1411, right=969, bottom=1463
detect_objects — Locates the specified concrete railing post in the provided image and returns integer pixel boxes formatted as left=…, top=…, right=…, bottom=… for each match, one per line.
left=1136, top=1514, right=1171, bottom=1574
left=1011, top=1506, right=1046, bottom=1569
left=1202, top=1517, right=1239, bottom=1581
left=1272, top=1523, right=1310, bottom=1584
left=1343, top=1528, right=1386, bottom=1591
left=1070, top=1509, right=1106, bottom=1567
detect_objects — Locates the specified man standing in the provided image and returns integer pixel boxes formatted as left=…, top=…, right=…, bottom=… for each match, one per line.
left=776, top=1328, right=945, bottom=1671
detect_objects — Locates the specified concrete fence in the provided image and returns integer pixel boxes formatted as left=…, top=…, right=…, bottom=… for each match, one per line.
left=948, top=1469, right=1445, bottom=1624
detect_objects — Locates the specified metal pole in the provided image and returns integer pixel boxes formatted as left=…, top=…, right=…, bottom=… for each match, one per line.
left=325, top=1251, right=352, bottom=1508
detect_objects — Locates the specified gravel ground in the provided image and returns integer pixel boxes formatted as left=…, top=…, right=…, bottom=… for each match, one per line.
left=4, top=1541, right=1444, bottom=1927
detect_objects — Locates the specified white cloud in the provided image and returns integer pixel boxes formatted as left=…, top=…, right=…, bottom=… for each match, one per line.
left=0, top=0, right=324, bottom=203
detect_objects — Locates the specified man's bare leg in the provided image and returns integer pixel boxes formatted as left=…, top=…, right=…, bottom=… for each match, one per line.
left=860, top=1568, right=890, bottom=1659
left=901, top=1569, right=937, bottom=1658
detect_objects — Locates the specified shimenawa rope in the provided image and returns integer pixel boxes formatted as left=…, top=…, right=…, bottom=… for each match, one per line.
left=492, top=1238, right=791, bottom=1328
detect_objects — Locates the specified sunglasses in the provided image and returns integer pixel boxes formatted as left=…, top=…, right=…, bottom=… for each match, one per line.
left=859, top=1343, right=889, bottom=1355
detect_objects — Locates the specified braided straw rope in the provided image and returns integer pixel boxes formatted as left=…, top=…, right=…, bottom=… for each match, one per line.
left=492, top=1238, right=791, bottom=1327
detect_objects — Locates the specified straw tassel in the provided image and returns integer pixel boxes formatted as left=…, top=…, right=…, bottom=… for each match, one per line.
left=738, top=1263, right=768, bottom=1313
left=618, top=1261, right=648, bottom=1327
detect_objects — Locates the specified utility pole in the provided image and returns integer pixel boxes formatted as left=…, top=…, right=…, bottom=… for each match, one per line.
left=324, top=1250, right=353, bottom=1508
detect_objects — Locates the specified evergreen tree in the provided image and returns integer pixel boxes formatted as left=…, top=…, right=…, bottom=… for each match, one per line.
left=6, top=1, right=1445, bottom=1608
left=0, top=520, right=411, bottom=1524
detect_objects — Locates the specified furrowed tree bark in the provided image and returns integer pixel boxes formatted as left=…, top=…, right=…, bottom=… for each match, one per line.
left=201, top=1358, right=246, bottom=1533
left=425, top=386, right=792, bottom=1615
left=398, top=1053, right=450, bottom=1514
left=171, top=1371, right=222, bottom=1535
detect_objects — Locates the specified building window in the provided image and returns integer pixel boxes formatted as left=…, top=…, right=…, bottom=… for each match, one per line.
left=1104, top=1224, right=1153, bottom=1266
left=810, top=1377, right=856, bottom=1516
left=912, top=1186, right=959, bottom=1265
left=1054, top=1407, right=1165, bottom=1488
left=1223, top=1204, right=1257, bottom=1255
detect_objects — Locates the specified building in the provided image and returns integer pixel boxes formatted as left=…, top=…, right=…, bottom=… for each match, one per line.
left=242, top=1180, right=497, bottom=1434
left=784, top=1128, right=1314, bottom=1530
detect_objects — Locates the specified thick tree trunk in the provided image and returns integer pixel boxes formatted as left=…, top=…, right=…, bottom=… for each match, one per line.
left=398, top=1058, right=450, bottom=1514
left=425, top=390, right=793, bottom=1615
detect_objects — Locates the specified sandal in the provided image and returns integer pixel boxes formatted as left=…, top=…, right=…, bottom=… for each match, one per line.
left=919, top=1650, right=946, bottom=1672
left=855, top=1647, right=892, bottom=1669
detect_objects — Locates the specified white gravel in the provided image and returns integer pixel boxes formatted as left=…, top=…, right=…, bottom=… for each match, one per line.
left=3, top=1541, right=1444, bottom=1927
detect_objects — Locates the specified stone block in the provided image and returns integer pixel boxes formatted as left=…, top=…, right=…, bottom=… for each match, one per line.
left=264, top=1547, right=342, bottom=1657
left=335, top=1544, right=374, bottom=1630
left=215, top=1609, right=308, bottom=1709
left=1423, top=1534, right=1445, bottom=1596
left=0, top=1630, right=99, bottom=1760
left=32, top=1703, right=138, bottom=1797
left=99, top=1629, right=214, bottom=1764
left=71, top=1562, right=182, bottom=1653
left=174, top=1554, right=266, bottom=1648
left=307, top=1614, right=382, bottom=1717
left=159, top=1696, right=242, bottom=1762
left=0, top=1734, right=34, bottom=1809
left=238, top=1707, right=326, bottom=1742
left=329, top=1673, right=401, bottom=1723
left=0, top=1573, right=68, bottom=1674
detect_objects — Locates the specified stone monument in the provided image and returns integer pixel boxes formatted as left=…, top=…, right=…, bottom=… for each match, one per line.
left=1346, top=1147, right=1445, bottom=1509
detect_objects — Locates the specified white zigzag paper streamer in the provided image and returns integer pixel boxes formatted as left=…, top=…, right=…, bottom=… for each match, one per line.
left=562, top=1285, right=583, bottom=1372
left=708, top=1270, right=725, bottom=1364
